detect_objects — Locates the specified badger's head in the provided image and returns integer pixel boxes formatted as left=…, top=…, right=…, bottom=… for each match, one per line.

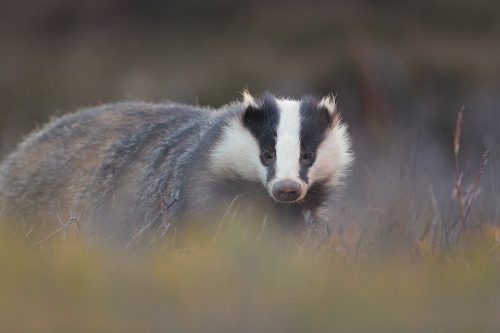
left=210, top=91, right=353, bottom=203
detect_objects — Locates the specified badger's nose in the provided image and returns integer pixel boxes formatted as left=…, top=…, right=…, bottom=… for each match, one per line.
left=272, top=180, right=302, bottom=202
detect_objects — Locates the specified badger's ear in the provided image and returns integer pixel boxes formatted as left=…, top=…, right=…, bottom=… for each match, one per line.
left=241, top=90, right=264, bottom=127
left=318, top=94, right=337, bottom=116
left=242, top=89, right=258, bottom=109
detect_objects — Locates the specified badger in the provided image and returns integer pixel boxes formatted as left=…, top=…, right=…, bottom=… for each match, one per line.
left=0, top=91, right=352, bottom=242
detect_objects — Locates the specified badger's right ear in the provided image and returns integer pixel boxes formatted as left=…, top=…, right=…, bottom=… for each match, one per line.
left=242, top=89, right=258, bottom=109
left=318, top=94, right=340, bottom=126
left=318, top=94, right=337, bottom=116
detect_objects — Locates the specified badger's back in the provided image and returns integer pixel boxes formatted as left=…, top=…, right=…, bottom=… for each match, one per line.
left=0, top=102, right=215, bottom=236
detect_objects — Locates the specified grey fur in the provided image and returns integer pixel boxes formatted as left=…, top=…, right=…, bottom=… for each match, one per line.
left=0, top=102, right=222, bottom=237
left=0, top=99, right=347, bottom=242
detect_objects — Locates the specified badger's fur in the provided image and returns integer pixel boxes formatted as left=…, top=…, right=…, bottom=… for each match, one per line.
left=0, top=92, right=352, bottom=241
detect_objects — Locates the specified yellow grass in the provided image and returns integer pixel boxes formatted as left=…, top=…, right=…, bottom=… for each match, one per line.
left=1, top=223, right=499, bottom=333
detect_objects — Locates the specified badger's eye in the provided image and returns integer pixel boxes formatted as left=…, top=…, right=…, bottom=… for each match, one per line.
left=301, top=151, right=315, bottom=166
left=260, top=150, right=275, bottom=166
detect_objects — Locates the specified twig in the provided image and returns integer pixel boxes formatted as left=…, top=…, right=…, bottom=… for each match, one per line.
left=428, top=184, right=442, bottom=251
left=461, top=150, right=490, bottom=229
left=211, top=194, right=241, bottom=246
left=254, top=214, right=268, bottom=246
left=126, top=222, right=153, bottom=248
left=151, top=191, right=179, bottom=245
left=33, top=213, right=81, bottom=248
left=453, top=107, right=466, bottom=225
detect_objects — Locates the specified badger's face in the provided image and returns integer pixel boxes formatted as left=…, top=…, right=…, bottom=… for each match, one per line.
left=210, top=92, right=352, bottom=203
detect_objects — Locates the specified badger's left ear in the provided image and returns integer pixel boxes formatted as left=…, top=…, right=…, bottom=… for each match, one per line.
left=318, top=94, right=337, bottom=116
left=242, top=89, right=258, bottom=109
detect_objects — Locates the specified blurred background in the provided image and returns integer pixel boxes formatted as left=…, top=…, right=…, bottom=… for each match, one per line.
left=0, top=0, right=499, bottom=228
left=1, top=2, right=500, bottom=331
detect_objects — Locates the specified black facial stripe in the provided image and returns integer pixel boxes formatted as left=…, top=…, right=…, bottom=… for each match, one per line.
left=299, top=164, right=309, bottom=182
left=299, top=96, right=333, bottom=183
left=242, top=93, right=279, bottom=183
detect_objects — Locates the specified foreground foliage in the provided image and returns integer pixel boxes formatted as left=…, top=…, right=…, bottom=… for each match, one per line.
left=1, top=222, right=500, bottom=333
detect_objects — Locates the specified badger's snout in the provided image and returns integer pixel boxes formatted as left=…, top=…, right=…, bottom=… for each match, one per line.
left=272, top=179, right=302, bottom=202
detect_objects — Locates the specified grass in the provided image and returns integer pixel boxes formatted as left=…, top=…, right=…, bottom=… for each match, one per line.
left=1, top=223, right=500, bottom=333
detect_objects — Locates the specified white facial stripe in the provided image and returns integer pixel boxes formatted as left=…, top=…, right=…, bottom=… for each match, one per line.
left=209, top=119, right=267, bottom=183
left=274, top=99, right=302, bottom=181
